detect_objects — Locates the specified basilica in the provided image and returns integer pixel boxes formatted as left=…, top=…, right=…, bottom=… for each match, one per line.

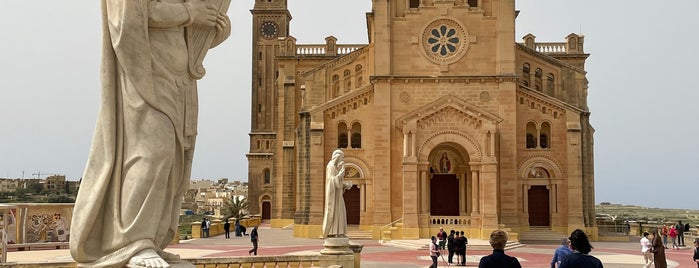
left=247, top=0, right=595, bottom=240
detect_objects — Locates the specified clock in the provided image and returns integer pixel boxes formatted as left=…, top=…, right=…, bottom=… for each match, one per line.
left=260, top=21, right=279, bottom=39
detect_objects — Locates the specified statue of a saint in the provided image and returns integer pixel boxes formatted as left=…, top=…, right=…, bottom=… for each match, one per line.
left=69, top=0, right=230, bottom=267
left=322, top=149, right=353, bottom=238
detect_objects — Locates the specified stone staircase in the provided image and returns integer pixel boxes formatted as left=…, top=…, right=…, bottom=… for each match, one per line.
left=519, top=227, right=567, bottom=243
left=383, top=238, right=524, bottom=251
left=347, top=225, right=373, bottom=240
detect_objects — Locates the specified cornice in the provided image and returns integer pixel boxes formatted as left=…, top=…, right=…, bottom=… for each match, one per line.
left=370, top=74, right=519, bottom=84
left=307, top=85, right=374, bottom=118
left=516, top=86, right=585, bottom=115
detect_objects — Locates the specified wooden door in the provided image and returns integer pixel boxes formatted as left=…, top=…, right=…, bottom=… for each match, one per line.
left=430, top=174, right=459, bottom=216
left=344, top=185, right=360, bottom=224
left=528, top=186, right=550, bottom=226
left=262, top=201, right=271, bottom=221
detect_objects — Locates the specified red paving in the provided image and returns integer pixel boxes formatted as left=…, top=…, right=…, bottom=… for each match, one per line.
left=169, top=241, right=699, bottom=267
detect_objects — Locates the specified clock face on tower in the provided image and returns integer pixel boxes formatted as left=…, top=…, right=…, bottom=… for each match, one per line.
left=260, top=21, right=279, bottom=39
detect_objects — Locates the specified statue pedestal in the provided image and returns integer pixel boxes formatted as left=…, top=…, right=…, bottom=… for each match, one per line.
left=319, top=237, right=354, bottom=268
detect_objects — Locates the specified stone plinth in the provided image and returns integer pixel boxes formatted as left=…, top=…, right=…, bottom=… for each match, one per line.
left=319, top=237, right=354, bottom=268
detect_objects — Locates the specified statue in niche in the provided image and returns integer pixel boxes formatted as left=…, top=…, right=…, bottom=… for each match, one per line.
left=69, top=0, right=231, bottom=267
left=439, top=152, right=451, bottom=173
left=322, top=149, right=353, bottom=238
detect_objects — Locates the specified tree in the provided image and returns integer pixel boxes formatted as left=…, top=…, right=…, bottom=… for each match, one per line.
left=222, top=196, right=249, bottom=219
left=27, top=182, right=44, bottom=194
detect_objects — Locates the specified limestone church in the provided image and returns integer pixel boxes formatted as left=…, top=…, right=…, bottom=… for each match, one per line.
left=246, top=0, right=596, bottom=241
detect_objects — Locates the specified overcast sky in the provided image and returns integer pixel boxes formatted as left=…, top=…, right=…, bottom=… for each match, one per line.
left=1, top=1, right=698, bottom=210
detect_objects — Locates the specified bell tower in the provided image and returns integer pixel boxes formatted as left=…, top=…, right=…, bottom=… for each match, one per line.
left=247, top=0, right=290, bottom=219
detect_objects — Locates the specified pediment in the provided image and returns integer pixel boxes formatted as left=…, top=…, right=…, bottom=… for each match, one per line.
left=396, top=95, right=502, bottom=131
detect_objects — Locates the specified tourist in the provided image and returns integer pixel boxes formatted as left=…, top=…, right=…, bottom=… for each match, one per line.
left=651, top=228, right=667, bottom=268
left=429, top=236, right=439, bottom=268
left=248, top=226, right=259, bottom=255
left=559, top=229, right=603, bottom=268
left=437, top=227, right=447, bottom=250
left=447, top=230, right=455, bottom=264
left=235, top=219, right=241, bottom=237
left=640, top=231, right=653, bottom=268
left=454, top=232, right=463, bottom=265
left=478, top=230, right=521, bottom=268
left=661, top=224, right=669, bottom=248
left=669, top=225, right=678, bottom=250
left=677, top=221, right=686, bottom=247
left=550, top=238, right=572, bottom=268
left=201, top=218, right=209, bottom=238
left=692, top=238, right=699, bottom=268
left=459, top=230, right=468, bottom=266
left=224, top=219, right=231, bottom=239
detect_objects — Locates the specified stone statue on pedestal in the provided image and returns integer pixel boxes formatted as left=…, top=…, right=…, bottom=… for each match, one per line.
left=69, top=0, right=230, bottom=267
left=322, top=149, right=353, bottom=238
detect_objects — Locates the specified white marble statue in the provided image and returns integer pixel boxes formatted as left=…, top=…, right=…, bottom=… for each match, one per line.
left=322, top=149, right=353, bottom=238
left=69, top=0, right=230, bottom=267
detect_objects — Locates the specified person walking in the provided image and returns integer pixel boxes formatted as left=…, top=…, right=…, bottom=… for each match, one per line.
left=223, top=219, right=231, bottom=239
left=248, top=226, right=259, bottom=255
left=429, top=236, right=439, bottom=268
left=478, top=230, right=521, bottom=268
left=550, top=238, right=572, bottom=268
left=559, top=229, right=602, bottom=268
left=640, top=231, right=653, bottom=268
left=651, top=228, right=667, bottom=268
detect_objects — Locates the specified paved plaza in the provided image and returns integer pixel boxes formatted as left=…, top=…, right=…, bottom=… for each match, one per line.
left=6, top=225, right=698, bottom=267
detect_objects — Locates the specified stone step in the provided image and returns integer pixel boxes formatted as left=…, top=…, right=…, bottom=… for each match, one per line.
left=519, top=228, right=567, bottom=242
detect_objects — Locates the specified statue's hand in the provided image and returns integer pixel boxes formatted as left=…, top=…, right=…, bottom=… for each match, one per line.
left=212, top=13, right=231, bottom=46
left=184, top=0, right=218, bottom=26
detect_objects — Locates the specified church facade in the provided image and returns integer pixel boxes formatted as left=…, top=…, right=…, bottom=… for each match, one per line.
left=247, top=0, right=596, bottom=240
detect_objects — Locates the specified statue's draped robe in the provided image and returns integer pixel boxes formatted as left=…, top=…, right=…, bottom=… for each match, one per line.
left=70, top=0, right=208, bottom=266
left=322, top=162, right=348, bottom=237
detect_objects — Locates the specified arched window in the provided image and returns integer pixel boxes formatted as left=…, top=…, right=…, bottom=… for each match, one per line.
left=355, top=65, right=363, bottom=88
left=534, top=68, right=543, bottom=91
left=526, top=122, right=537, bottom=149
left=350, top=122, right=362, bottom=148
left=546, top=73, right=555, bottom=95
left=522, top=63, right=531, bottom=87
left=343, top=70, right=351, bottom=93
left=467, top=0, right=478, bottom=7
left=540, top=122, right=551, bottom=149
left=409, top=0, right=419, bottom=8
left=332, top=75, right=340, bottom=97
left=263, top=168, right=271, bottom=184
left=338, top=122, right=348, bottom=148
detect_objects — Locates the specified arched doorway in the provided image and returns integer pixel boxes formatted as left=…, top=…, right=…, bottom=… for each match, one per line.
left=528, top=186, right=550, bottom=226
left=261, top=201, right=271, bottom=222
left=343, top=185, right=360, bottom=224
left=430, top=174, right=459, bottom=215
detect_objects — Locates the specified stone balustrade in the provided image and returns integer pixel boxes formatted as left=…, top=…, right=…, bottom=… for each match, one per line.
left=296, top=44, right=364, bottom=56
left=429, top=216, right=471, bottom=226
left=534, top=42, right=567, bottom=54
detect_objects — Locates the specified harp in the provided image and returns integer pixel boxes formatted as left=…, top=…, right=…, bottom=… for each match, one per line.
left=186, top=0, right=231, bottom=80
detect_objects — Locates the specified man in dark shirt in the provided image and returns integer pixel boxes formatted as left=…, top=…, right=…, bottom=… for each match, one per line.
left=223, top=219, right=231, bottom=239
left=447, top=230, right=455, bottom=264
left=478, top=230, right=521, bottom=268
left=248, top=226, right=259, bottom=255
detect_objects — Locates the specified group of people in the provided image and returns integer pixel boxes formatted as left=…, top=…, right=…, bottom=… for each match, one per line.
left=659, top=221, right=690, bottom=250
left=640, top=221, right=697, bottom=268
left=222, top=218, right=248, bottom=239
left=431, top=228, right=602, bottom=268
left=203, top=218, right=258, bottom=255
left=430, top=228, right=469, bottom=267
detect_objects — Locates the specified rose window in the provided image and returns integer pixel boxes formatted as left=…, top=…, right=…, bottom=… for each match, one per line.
left=420, top=18, right=470, bottom=64
left=428, top=25, right=460, bottom=57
